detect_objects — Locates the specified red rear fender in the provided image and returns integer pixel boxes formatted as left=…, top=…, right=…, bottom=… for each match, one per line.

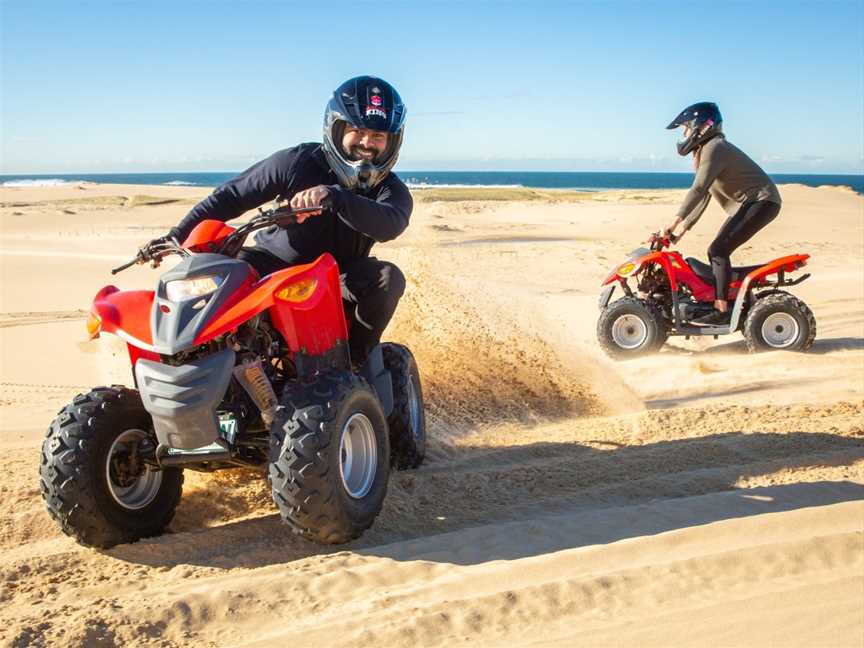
left=745, top=254, right=810, bottom=282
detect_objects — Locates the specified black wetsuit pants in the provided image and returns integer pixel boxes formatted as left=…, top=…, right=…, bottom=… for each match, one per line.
left=237, top=248, right=406, bottom=364
left=707, top=200, right=780, bottom=300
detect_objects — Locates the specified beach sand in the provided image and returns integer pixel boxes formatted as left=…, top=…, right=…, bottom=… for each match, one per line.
left=1, top=181, right=862, bottom=646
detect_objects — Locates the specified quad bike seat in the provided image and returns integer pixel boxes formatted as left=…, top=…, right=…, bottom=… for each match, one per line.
left=686, top=257, right=766, bottom=284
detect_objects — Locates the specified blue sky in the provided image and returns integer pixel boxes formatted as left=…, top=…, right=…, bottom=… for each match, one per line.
left=2, top=1, right=862, bottom=174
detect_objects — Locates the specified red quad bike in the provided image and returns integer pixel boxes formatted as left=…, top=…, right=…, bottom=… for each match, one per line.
left=40, top=203, right=426, bottom=549
left=596, top=233, right=816, bottom=358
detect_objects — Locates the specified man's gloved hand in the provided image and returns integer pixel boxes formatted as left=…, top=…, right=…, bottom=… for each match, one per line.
left=144, top=228, right=181, bottom=250
left=140, top=228, right=182, bottom=267
left=290, top=185, right=331, bottom=223
left=663, top=217, right=685, bottom=244
left=662, top=227, right=682, bottom=244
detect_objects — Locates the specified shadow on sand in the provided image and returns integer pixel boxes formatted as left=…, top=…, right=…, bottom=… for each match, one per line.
left=644, top=377, right=827, bottom=408
left=110, top=428, right=864, bottom=570
left=662, top=336, right=863, bottom=356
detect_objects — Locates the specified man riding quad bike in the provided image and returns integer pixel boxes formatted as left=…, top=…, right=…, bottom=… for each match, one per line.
left=39, top=76, right=426, bottom=549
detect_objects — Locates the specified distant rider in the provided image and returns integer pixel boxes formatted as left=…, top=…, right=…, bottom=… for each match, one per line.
left=662, top=102, right=781, bottom=326
left=151, top=76, right=411, bottom=365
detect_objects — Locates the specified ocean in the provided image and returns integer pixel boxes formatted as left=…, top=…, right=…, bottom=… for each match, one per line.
left=1, top=171, right=861, bottom=194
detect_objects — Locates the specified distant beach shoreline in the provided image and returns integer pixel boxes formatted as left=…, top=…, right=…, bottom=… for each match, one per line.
left=1, top=170, right=862, bottom=194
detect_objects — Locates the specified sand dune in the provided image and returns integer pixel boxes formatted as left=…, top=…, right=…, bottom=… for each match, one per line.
left=1, top=182, right=862, bottom=646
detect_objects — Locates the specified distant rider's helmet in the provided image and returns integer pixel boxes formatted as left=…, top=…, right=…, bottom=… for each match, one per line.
left=666, top=102, right=723, bottom=156
left=322, top=76, right=406, bottom=191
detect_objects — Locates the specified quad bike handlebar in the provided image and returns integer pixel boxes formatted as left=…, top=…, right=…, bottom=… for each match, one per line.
left=111, top=238, right=189, bottom=275
left=648, top=231, right=676, bottom=251
left=215, top=203, right=326, bottom=258
left=111, top=203, right=329, bottom=275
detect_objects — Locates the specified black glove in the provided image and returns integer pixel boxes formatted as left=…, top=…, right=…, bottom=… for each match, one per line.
left=144, top=228, right=181, bottom=250
left=140, top=228, right=182, bottom=267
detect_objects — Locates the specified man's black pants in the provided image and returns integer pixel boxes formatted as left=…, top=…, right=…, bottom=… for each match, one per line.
left=238, top=248, right=405, bottom=363
left=707, top=200, right=780, bottom=300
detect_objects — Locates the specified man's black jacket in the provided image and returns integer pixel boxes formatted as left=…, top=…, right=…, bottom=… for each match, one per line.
left=174, top=143, right=413, bottom=267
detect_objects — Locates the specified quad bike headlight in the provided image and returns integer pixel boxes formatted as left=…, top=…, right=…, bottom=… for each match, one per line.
left=617, top=262, right=636, bottom=277
left=275, top=278, right=318, bottom=303
left=86, top=312, right=102, bottom=339
left=165, top=275, right=223, bottom=302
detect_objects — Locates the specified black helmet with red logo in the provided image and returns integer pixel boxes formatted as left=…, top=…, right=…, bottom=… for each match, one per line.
left=322, top=76, right=406, bottom=191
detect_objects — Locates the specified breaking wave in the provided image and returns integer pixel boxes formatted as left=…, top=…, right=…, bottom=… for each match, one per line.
left=1, top=178, right=78, bottom=187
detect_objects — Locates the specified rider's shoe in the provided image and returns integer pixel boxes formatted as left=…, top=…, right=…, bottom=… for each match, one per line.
left=693, top=309, right=731, bottom=326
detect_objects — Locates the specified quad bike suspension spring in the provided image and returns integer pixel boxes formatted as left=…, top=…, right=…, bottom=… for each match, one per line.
left=233, top=356, right=278, bottom=426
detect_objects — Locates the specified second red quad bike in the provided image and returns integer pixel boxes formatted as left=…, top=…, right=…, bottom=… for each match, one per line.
left=40, top=203, right=426, bottom=549
left=597, top=233, right=816, bottom=358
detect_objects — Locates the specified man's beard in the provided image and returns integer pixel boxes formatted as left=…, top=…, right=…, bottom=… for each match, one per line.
left=347, top=145, right=381, bottom=162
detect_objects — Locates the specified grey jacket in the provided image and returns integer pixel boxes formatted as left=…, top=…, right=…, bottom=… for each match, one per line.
left=676, top=135, right=782, bottom=230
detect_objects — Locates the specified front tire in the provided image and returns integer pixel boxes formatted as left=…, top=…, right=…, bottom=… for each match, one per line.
left=743, top=291, right=816, bottom=353
left=597, top=297, right=667, bottom=359
left=39, top=386, right=183, bottom=549
left=269, top=372, right=390, bottom=544
left=382, top=343, right=426, bottom=470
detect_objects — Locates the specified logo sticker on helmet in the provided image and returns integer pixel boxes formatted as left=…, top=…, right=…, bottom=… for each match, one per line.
left=371, top=95, right=382, bottom=106
left=365, top=106, right=387, bottom=119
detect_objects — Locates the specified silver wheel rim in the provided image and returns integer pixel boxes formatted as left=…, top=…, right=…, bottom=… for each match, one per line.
left=761, top=312, right=800, bottom=348
left=407, top=375, right=423, bottom=442
left=611, top=314, right=648, bottom=350
left=106, top=429, right=162, bottom=510
left=339, top=413, right=377, bottom=499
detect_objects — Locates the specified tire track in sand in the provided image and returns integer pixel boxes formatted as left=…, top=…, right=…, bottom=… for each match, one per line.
left=0, top=310, right=89, bottom=328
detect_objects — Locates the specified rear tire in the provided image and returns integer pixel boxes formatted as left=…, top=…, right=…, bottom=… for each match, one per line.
left=382, top=343, right=426, bottom=470
left=39, top=386, right=183, bottom=549
left=597, top=297, right=668, bottom=359
left=269, top=372, right=390, bottom=544
left=743, top=291, right=816, bottom=353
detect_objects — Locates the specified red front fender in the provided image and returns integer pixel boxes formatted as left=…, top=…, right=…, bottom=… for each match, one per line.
left=92, top=286, right=155, bottom=348
left=90, top=285, right=160, bottom=364
left=194, top=253, right=348, bottom=356
left=602, top=251, right=676, bottom=289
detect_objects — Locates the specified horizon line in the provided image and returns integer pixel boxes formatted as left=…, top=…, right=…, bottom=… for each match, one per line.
left=1, top=169, right=862, bottom=177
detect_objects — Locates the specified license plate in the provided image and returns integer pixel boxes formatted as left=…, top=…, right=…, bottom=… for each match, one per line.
left=218, top=415, right=237, bottom=443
